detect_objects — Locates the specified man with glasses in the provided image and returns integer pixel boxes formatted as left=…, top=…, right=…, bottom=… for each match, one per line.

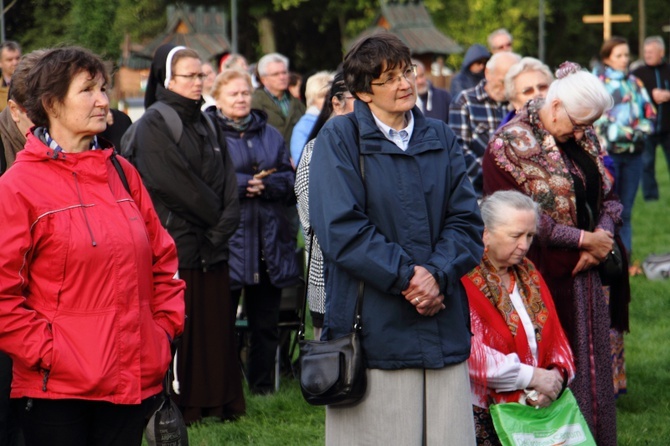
left=449, top=51, right=521, bottom=196
left=251, top=52, right=305, bottom=150
left=309, top=32, right=483, bottom=445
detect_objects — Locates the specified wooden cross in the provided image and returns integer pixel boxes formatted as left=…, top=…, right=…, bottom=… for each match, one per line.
left=582, top=0, right=632, bottom=41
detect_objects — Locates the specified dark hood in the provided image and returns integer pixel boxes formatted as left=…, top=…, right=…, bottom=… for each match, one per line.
left=461, top=44, right=491, bottom=70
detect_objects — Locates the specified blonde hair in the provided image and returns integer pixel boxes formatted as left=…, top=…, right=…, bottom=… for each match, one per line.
left=304, top=71, right=333, bottom=108
left=211, top=68, right=253, bottom=99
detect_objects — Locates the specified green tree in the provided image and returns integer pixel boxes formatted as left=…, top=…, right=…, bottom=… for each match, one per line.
left=67, top=0, right=121, bottom=59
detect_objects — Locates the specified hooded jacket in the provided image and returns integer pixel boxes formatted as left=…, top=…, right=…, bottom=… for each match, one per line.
left=129, top=43, right=240, bottom=270
left=449, top=44, right=490, bottom=100
left=209, top=108, right=301, bottom=289
left=309, top=101, right=484, bottom=369
left=0, top=132, right=185, bottom=404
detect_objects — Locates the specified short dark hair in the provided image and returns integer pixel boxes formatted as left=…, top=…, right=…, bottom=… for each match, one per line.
left=343, top=33, right=411, bottom=97
left=23, top=46, right=108, bottom=128
left=0, top=41, right=21, bottom=55
left=600, top=36, right=628, bottom=61
left=9, top=49, right=48, bottom=106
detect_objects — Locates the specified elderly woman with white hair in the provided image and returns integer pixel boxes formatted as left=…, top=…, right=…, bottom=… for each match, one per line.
left=462, top=190, right=575, bottom=445
left=290, top=70, right=333, bottom=165
left=482, top=62, right=627, bottom=446
left=500, top=57, right=553, bottom=126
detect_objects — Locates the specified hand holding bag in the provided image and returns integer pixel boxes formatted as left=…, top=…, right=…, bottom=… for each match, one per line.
left=489, top=389, right=595, bottom=446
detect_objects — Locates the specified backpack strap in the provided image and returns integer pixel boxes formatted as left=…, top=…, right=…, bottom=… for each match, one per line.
left=110, top=151, right=132, bottom=196
left=150, top=101, right=183, bottom=143
left=0, top=136, right=6, bottom=176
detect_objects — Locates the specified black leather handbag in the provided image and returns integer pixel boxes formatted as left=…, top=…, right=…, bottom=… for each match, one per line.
left=297, top=234, right=367, bottom=406
left=599, top=236, right=624, bottom=284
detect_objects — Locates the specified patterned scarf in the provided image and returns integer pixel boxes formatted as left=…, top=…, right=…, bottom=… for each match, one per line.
left=217, top=111, right=252, bottom=133
left=466, top=253, right=548, bottom=341
left=488, top=99, right=612, bottom=228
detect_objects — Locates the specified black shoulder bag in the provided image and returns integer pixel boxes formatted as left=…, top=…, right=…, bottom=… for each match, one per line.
left=298, top=132, right=367, bottom=406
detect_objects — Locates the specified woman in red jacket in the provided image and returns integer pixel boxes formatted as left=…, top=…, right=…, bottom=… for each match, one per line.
left=0, top=46, right=185, bottom=446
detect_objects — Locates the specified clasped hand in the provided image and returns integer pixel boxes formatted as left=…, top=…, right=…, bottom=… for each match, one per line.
left=527, top=368, right=564, bottom=409
left=246, top=178, right=265, bottom=198
left=402, top=266, right=445, bottom=316
left=573, top=229, right=614, bottom=276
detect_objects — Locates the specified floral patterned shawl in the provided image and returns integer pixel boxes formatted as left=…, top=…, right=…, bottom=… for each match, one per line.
left=485, top=99, right=613, bottom=228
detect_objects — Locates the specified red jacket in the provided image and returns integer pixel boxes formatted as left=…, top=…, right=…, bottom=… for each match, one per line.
left=0, top=132, right=185, bottom=404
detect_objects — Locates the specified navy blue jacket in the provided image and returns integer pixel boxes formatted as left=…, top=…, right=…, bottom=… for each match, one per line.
left=309, top=101, right=484, bottom=369
left=420, top=83, right=452, bottom=124
left=211, top=108, right=301, bottom=290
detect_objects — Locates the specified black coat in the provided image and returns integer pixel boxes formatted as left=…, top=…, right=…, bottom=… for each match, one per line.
left=128, top=86, right=240, bottom=269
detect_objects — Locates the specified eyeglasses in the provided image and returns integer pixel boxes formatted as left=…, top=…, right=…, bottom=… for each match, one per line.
left=563, top=105, right=593, bottom=133
left=173, top=73, right=207, bottom=81
left=265, top=70, right=288, bottom=78
left=370, top=65, right=417, bottom=88
left=520, top=83, right=549, bottom=96
left=493, top=42, right=513, bottom=51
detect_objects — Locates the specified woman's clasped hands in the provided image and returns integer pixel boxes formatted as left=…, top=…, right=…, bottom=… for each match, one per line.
left=402, top=266, right=445, bottom=316
left=572, top=228, right=614, bottom=276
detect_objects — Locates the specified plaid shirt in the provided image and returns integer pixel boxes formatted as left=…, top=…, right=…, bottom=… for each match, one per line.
left=449, top=79, right=507, bottom=196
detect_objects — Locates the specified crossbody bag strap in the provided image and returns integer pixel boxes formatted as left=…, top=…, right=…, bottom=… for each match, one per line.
left=299, top=114, right=366, bottom=340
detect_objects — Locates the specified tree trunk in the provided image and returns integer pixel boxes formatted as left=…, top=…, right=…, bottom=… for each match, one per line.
left=258, top=16, right=276, bottom=54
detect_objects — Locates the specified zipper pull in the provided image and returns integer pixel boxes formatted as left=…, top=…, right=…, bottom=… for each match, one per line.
left=42, top=370, right=50, bottom=392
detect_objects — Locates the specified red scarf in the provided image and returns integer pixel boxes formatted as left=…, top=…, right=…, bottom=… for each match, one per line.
left=462, top=255, right=575, bottom=406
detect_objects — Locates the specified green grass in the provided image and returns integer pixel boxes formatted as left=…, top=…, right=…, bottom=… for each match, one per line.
left=616, top=147, right=670, bottom=445
left=161, top=148, right=670, bottom=445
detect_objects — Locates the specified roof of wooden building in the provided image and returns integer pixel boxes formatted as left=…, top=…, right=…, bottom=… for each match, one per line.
left=122, top=5, right=230, bottom=69
left=352, top=0, right=462, bottom=55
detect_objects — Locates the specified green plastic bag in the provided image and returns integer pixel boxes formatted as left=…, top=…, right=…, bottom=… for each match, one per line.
left=489, top=389, right=596, bottom=446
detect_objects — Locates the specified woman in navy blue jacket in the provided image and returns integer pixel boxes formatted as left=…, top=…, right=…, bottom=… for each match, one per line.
left=208, top=68, right=300, bottom=395
left=310, top=34, right=484, bottom=445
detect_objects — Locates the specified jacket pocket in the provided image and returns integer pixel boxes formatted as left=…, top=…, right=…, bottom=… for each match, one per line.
left=48, top=310, right=118, bottom=397
left=140, top=315, right=172, bottom=391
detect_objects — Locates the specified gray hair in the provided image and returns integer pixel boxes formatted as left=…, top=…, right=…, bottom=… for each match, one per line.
left=0, top=41, right=21, bottom=54
left=304, top=71, right=333, bottom=107
left=257, top=53, right=289, bottom=77
left=486, top=51, right=521, bottom=72
left=487, top=28, right=513, bottom=49
left=480, top=190, right=539, bottom=231
left=545, top=66, right=613, bottom=122
left=504, top=57, right=553, bottom=102
left=644, top=36, right=665, bottom=52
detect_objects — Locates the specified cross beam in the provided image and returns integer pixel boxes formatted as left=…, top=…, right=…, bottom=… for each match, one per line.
left=582, top=0, right=632, bottom=41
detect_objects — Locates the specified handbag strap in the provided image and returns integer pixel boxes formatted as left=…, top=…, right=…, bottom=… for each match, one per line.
left=299, top=121, right=366, bottom=340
